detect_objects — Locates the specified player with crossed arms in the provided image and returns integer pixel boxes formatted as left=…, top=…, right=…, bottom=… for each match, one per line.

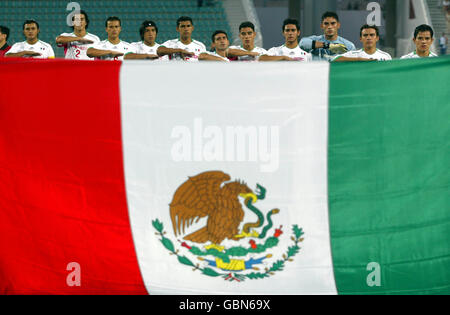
left=266, top=18, right=312, bottom=62
left=56, top=10, right=100, bottom=60
left=199, top=30, right=261, bottom=62
left=6, top=20, right=55, bottom=59
left=87, top=16, right=137, bottom=61
left=157, top=16, right=204, bottom=62
left=127, top=20, right=167, bottom=60
left=332, top=24, right=392, bottom=62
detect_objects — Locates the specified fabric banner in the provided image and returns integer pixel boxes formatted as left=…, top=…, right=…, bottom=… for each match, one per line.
left=120, top=62, right=335, bottom=294
left=329, top=58, right=450, bottom=294
left=0, top=57, right=449, bottom=295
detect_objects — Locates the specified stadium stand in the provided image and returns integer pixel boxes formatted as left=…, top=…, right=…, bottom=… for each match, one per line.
left=0, top=0, right=232, bottom=57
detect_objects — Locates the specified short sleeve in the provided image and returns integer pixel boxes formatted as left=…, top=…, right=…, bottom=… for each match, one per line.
left=199, top=42, right=207, bottom=53
left=161, top=40, right=175, bottom=48
left=56, top=33, right=72, bottom=47
left=126, top=44, right=137, bottom=54
left=92, top=35, right=101, bottom=44
left=267, top=47, right=278, bottom=56
left=47, top=44, right=55, bottom=58
left=6, top=43, right=21, bottom=54
left=88, top=41, right=102, bottom=50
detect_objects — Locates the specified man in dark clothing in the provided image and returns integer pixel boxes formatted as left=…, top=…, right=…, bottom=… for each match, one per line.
left=0, top=26, right=11, bottom=57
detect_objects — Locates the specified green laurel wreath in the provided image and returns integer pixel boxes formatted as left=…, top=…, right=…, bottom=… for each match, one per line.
left=152, top=219, right=304, bottom=282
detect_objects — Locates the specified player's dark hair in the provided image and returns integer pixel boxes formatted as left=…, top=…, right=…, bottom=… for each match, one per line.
left=177, top=16, right=193, bottom=27
left=360, top=24, right=379, bottom=37
left=282, top=18, right=300, bottom=31
left=212, top=30, right=228, bottom=43
left=321, top=12, right=339, bottom=22
left=71, top=10, right=90, bottom=30
left=140, top=20, right=158, bottom=40
left=105, top=16, right=121, bottom=28
left=0, top=25, right=10, bottom=41
left=239, top=21, right=255, bottom=32
left=23, top=19, right=39, bottom=30
left=414, top=24, right=434, bottom=39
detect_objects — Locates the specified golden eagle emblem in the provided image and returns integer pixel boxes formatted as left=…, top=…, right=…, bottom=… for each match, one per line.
left=169, top=170, right=253, bottom=245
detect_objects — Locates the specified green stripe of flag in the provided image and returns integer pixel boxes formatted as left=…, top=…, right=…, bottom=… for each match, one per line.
left=329, top=57, right=450, bottom=294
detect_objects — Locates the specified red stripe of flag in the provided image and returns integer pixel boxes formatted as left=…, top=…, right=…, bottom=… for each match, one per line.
left=0, top=59, right=147, bottom=294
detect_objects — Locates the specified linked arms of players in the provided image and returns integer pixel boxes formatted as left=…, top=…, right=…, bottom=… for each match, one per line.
left=332, top=56, right=377, bottom=62
left=156, top=46, right=194, bottom=58
left=86, top=48, right=124, bottom=59
left=198, top=48, right=260, bottom=61
left=258, top=54, right=296, bottom=61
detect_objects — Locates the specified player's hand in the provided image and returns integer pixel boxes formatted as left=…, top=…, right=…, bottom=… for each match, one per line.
left=109, top=51, right=124, bottom=57
left=179, top=49, right=194, bottom=58
left=329, top=44, right=348, bottom=54
left=248, top=51, right=259, bottom=57
left=145, top=54, right=159, bottom=60
left=76, top=38, right=94, bottom=44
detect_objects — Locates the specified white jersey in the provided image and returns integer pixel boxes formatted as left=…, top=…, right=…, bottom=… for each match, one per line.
left=400, top=51, right=438, bottom=59
left=7, top=40, right=55, bottom=59
left=57, top=32, right=100, bottom=60
left=334, top=48, right=392, bottom=61
left=131, top=41, right=168, bottom=61
left=229, top=45, right=267, bottom=61
left=161, top=39, right=206, bottom=62
left=89, top=40, right=136, bottom=61
left=267, top=44, right=312, bottom=62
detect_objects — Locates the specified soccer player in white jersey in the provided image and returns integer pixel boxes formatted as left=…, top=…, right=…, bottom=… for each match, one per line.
left=127, top=20, right=167, bottom=60
left=332, top=24, right=392, bottom=62
left=228, top=21, right=293, bottom=61
left=55, top=10, right=100, bottom=60
left=228, top=22, right=267, bottom=61
left=199, top=30, right=260, bottom=61
left=401, top=24, right=438, bottom=59
left=266, top=18, right=312, bottom=62
left=87, top=17, right=136, bottom=61
left=158, top=16, right=205, bottom=62
left=6, top=20, right=55, bottom=59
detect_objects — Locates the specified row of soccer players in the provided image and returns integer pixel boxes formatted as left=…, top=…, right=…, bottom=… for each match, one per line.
left=0, top=11, right=438, bottom=61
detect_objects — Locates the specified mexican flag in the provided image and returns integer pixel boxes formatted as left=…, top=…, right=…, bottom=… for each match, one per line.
left=0, top=58, right=449, bottom=295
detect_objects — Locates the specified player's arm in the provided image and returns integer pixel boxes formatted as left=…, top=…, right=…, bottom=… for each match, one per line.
left=198, top=52, right=227, bottom=61
left=258, top=54, right=294, bottom=61
left=332, top=56, right=375, bottom=62
left=299, top=36, right=319, bottom=51
left=157, top=46, right=194, bottom=58
left=5, top=50, right=41, bottom=57
left=86, top=48, right=123, bottom=58
left=225, top=48, right=259, bottom=58
left=56, top=36, right=93, bottom=45
left=123, top=53, right=159, bottom=60
left=299, top=37, right=348, bottom=54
